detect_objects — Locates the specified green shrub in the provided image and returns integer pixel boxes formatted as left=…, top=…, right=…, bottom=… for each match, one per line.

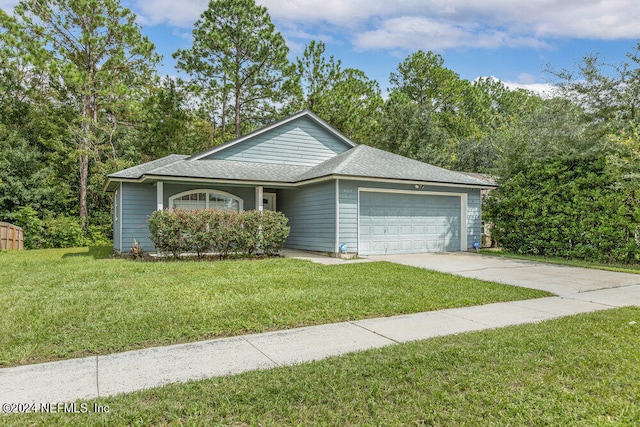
left=45, top=215, right=86, bottom=248
left=260, top=210, right=291, bottom=255
left=10, top=206, right=46, bottom=249
left=148, top=209, right=290, bottom=258
left=148, top=209, right=185, bottom=257
left=10, top=206, right=88, bottom=249
left=485, top=155, right=640, bottom=263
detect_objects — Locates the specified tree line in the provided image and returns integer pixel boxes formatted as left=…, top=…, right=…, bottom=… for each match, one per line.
left=0, top=0, right=638, bottom=261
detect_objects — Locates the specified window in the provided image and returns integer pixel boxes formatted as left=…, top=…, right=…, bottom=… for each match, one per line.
left=169, top=190, right=243, bottom=212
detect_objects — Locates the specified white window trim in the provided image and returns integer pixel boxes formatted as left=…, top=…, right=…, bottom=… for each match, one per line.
left=168, top=189, right=244, bottom=212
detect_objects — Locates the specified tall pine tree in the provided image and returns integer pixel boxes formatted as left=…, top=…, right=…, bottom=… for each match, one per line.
left=0, top=0, right=159, bottom=225
left=174, top=0, right=296, bottom=138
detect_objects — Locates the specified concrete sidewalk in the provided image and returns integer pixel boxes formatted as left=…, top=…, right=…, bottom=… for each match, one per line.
left=1, top=284, right=638, bottom=405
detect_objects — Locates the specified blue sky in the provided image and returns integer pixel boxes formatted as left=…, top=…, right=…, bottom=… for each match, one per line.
left=3, top=0, right=640, bottom=94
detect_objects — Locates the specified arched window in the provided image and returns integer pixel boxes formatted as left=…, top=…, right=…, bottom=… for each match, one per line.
left=169, top=189, right=243, bottom=212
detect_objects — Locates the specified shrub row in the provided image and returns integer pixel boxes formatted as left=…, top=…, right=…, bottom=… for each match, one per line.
left=9, top=206, right=111, bottom=249
left=148, top=209, right=290, bottom=258
left=485, top=155, right=640, bottom=263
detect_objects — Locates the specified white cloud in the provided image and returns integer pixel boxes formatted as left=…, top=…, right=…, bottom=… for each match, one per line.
left=259, top=0, right=640, bottom=52
left=503, top=80, right=557, bottom=97
left=353, top=17, right=550, bottom=51
left=476, top=75, right=557, bottom=97
left=133, top=0, right=207, bottom=28
left=257, top=0, right=391, bottom=26
left=130, top=0, right=640, bottom=54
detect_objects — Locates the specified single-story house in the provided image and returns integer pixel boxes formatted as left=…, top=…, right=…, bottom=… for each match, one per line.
left=104, top=110, right=494, bottom=256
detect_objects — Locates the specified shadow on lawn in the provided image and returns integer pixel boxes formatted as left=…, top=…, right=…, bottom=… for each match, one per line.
left=61, top=245, right=113, bottom=260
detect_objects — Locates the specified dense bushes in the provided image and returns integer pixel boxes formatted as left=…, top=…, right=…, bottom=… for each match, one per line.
left=485, top=155, right=640, bottom=263
left=9, top=206, right=111, bottom=249
left=148, top=209, right=290, bottom=258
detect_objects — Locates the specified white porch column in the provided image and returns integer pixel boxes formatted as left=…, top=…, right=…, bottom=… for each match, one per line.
left=156, top=182, right=164, bottom=211
left=256, top=186, right=264, bottom=211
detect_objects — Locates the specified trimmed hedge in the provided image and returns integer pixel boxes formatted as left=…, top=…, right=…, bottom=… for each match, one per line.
left=485, top=155, right=640, bottom=263
left=148, top=209, right=290, bottom=258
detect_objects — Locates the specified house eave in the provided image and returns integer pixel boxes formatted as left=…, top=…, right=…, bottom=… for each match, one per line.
left=297, top=174, right=496, bottom=189
left=105, top=172, right=495, bottom=192
left=141, top=174, right=299, bottom=187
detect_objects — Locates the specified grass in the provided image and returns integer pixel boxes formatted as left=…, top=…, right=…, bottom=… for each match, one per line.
left=0, top=246, right=550, bottom=368
left=6, top=307, right=639, bottom=425
left=480, top=249, right=640, bottom=274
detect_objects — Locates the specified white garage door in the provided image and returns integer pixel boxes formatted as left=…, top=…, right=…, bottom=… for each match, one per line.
left=359, top=191, right=462, bottom=255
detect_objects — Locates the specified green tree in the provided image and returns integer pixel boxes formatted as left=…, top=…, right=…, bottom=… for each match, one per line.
left=548, top=40, right=640, bottom=131
left=374, top=92, right=452, bottom=166
left=0, top=132, right=69, bottom=218
left=0, top=0, right=159, bottom=225
left=295, top=41, right=383, bottom=143
left=174, top=0, right=296, bottom=137
left=295, top=40, right=341, bottom=112
left=141, top=77, right=190, bottom=158
left=390, top=50, right=467, bottom=114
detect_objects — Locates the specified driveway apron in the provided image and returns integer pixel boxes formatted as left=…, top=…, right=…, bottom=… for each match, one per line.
left=366, top=252, right=640, bottom=298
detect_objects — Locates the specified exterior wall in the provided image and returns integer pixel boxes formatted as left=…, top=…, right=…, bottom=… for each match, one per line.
left=117, top=178, right=482, bottom=255
left=117, top=182, right=283, bottom=253
left=467, top=190, right=482, bottom=248
left=202, top=116, right=351, bottom=166
left=278, top=181, right=336, bottom=252
left=337, top=180, right=482, bottom=254
left=120, top=182, right=156, bottom=252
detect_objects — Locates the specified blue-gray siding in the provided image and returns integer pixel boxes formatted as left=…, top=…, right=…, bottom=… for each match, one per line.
left=337, top=180, right=482, bottom=254
left=203, top=116, right=351, bottom=166
left=279, top=181, right=335, bottom=252
left=117, top=182, right=276, bottom=252
left=116, top=178, right=482, bottom=255
left=120, top=182, right=156, bottom=252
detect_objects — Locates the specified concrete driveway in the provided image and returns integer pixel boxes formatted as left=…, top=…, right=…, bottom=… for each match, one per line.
left=367, top=252, right=640, bottom=301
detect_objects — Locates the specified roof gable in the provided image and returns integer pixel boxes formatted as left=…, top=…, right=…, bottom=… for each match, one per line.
left=189, top=110, right=356, bottom=166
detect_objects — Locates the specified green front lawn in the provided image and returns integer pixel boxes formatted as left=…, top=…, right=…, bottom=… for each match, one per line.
left=0, top=246, right=549, bottom=367
left=8, top=307, right=639, bottom=425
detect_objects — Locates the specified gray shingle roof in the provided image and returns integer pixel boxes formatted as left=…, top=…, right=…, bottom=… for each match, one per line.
left=147, top=159, right=309, bottom=182
left=107, top=146, right=493, bottom=189
left=297, top=145, right=491, bottom=186
left=108, top=154, right=189, bottom=179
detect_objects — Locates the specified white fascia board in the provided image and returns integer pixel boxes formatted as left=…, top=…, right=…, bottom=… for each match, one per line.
left=141, top=175, right=298, bottom=188
left=107, top=173, right=490, bottom=192
left=298, top=175, right=491, bottom=190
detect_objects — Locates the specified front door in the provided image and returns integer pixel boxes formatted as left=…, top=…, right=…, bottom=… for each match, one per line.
left=263, top=193, right=276, bottom=211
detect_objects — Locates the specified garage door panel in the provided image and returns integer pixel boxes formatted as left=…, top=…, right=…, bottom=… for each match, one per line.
left=359, top=191, right=462, bottom=255
left=399, top=225, right=414, bottom=234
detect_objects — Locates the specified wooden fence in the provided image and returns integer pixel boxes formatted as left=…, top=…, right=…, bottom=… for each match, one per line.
left=0, top=222, right=23, bottom=250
